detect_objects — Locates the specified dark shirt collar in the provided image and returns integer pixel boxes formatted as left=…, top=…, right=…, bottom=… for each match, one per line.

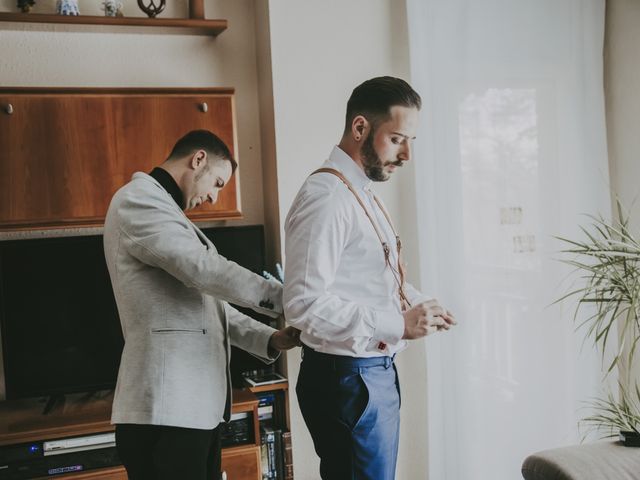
left=149, top=167, right=184, bottom=209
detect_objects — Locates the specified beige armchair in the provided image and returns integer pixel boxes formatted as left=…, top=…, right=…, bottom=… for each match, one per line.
left=522, top=441, right=640, bottom=480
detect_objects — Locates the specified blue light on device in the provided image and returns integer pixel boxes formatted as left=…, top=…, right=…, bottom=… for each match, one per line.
left=28, top=445, right=39, bottom=454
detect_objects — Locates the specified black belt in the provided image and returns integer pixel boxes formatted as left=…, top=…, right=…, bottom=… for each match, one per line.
left=301, top=344, right=393, bottom=369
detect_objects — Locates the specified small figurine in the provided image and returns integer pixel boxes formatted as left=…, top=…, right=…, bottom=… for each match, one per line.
left=17, top=0, right=36, bottom=13
left=56, top=0, right=80, bottom=16
left=101, top=0, right=124, bottom=17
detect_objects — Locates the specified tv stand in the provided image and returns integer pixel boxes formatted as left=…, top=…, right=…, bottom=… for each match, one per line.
left=42, top=394, right=66, bottom=415
left=0, top=389, right=263, bottom=479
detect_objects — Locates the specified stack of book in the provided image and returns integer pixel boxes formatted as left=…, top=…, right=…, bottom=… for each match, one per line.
left=260, top=426, right=293, bottom=480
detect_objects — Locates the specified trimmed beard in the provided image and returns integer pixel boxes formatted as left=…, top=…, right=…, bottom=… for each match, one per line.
left=361, top=126, right=389, bottom=182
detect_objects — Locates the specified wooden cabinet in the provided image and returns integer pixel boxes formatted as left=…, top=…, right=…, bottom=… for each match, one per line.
left=0, top=389, right=261, bottom=480
left=52, top=444, right=263, bottom=480
left=0, top=88, right=241, bottom=231
left=53, top=445, right=264, bottom=480
left=222, top=445, right=261, bottom=480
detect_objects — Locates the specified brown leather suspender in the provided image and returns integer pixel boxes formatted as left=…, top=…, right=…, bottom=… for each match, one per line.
left=311, top=168, right=411, bottom=311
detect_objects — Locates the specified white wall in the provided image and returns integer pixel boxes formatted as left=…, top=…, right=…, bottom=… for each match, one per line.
left=604, top=0, right=640, bottom=390
left=264, top=1, right=428, bottom=478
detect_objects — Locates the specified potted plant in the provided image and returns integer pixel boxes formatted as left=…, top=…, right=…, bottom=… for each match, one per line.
left=556, top=200, right=640, bottom=445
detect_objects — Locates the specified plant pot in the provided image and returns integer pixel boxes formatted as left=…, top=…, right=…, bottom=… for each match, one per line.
left=619, top=431, right=640, bottom=447
left=189, top=0, right=204, bottom=19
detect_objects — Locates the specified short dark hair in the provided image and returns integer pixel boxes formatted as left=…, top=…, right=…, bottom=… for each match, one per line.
left=168, top=129, right=238, bottom=174
left=343, top=76, right=422, bottom=134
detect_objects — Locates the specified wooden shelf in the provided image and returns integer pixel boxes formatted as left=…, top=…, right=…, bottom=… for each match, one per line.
left=0, top=388, right=257, bottom=447
left=245, top=380, right=289, bottom=394
left=231, top=389, right=261, bottom=414
left=0, top=12, right=227, bottom=36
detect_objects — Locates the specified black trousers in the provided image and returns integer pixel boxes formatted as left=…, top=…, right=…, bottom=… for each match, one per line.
left=115, top=423, right=222, bottom=480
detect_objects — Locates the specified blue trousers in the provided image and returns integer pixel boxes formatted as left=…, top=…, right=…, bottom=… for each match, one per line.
left=296, top=345, right=401, bottom=480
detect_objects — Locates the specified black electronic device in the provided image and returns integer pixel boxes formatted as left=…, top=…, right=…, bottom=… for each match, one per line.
left=220, top=412, right=253, bottom=447
left=0, top=445, right=120, bottom=479
left=201, top=225, right=266, bottom=277
left=0, top=235, right=123, bottom=400
left=0, top=225, right=272, bottom=400
left=0, top=432, right=119, bottom=480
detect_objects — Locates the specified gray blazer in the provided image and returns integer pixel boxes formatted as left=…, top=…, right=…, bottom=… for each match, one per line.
left=103, top=172, right=281, bottom=429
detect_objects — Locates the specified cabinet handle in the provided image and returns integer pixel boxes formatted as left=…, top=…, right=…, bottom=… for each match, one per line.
left=5, top=104, right=13, bottom=115
left=200, top=102, right=208, bottom=113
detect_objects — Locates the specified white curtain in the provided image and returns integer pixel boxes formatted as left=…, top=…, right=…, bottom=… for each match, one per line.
left=406, top=1, right=611, bottom=479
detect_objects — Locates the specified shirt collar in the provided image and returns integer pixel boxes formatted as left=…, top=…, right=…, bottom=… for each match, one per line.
left=326, top=146, right=372, bottom=191
left=149, top=167, right=184, bottom=209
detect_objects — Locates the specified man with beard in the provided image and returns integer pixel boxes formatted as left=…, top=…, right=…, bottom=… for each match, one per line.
left=283, top=77, right=456, bottom=479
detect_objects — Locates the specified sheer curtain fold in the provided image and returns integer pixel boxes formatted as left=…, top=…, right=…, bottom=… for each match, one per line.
left=406, top=1, right=610, bottom=478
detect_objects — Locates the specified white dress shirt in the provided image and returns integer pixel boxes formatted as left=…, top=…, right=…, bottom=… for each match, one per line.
left=284, top=146, right=430, bottom=357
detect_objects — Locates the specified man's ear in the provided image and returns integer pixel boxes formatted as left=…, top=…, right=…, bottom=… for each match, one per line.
left=190, top=149, right=208, bottom=170
left=352, top=115, right=369, bottom=142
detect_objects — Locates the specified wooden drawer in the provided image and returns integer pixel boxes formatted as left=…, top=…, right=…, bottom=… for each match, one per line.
left=47, top=447, right=263, bottom=480
left=221, top=444, right=261, bottom=480
left=41, top=445, right=262, bottom=480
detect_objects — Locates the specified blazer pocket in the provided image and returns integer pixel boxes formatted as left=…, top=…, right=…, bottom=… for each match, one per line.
left=150, top=328, right=207, bottom=335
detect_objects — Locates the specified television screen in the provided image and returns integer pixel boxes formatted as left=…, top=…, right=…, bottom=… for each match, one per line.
left=202, top=225, right=266, bottom=276
left=0, top=234, right=123, bottom=400
left=0, top=225, right=271, bottom=399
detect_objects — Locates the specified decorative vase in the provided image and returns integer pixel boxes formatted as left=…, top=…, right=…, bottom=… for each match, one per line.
left=137, top=0, right=165, bottom=18
left=189, top=0, right=204, bottom=19
left=101, top=0, right=123, bottom=17
left=56, top=0, right=79, bottom=15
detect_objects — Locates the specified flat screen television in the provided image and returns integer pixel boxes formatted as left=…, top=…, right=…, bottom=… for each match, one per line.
left=0, top=234, right=123, bottom=400
left=0, top=225, right=272, bottom=400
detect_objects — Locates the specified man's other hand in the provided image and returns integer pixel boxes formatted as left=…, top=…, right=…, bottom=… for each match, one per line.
left=402, top=299, right=455, bottom=339
left=269, top=326, right=302, bottom=351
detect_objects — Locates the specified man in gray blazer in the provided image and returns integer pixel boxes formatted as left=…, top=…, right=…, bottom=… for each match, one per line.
left=103, top=129, right=300, bottom=480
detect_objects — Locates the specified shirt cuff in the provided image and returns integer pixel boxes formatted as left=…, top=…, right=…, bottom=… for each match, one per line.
left=407, top=293, right=433, bottom=308
left=266, top=335, right=282, bottom=363
left=252, top=327, right=280, bottom=364
left=372, top=310, right=404, bottom=346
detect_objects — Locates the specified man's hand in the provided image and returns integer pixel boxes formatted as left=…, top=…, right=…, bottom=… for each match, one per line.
left=402, top=299, right=457, bottom=340
left=269, top=326, right=302, bottom=352
left=439, top=309, right=457, bottom=331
